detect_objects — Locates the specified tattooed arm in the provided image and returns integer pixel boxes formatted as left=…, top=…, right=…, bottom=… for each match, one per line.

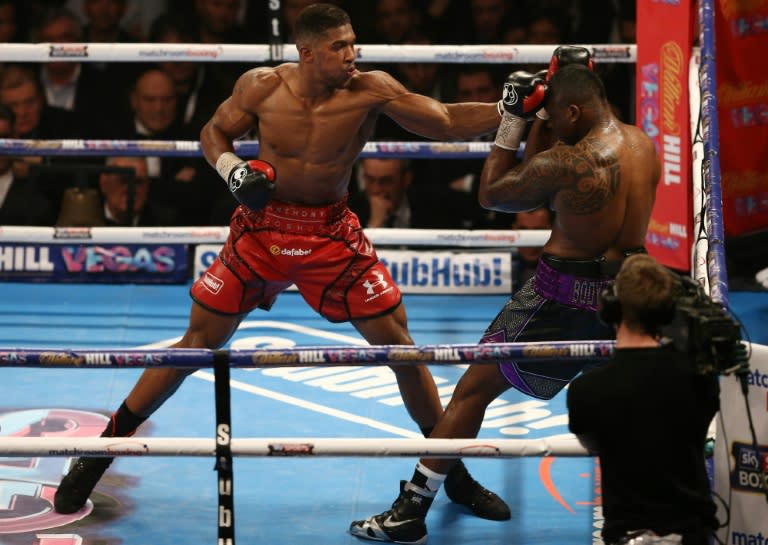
left=479, top=139, right=620, bottom=214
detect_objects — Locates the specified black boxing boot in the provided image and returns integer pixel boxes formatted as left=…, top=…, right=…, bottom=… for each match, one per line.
left=54, top=402, right=146, bottom=514
left=444, top=460, right=511, bottom=521
left=54, top=456, right=115, bottom=514
left=349, top=481, right=434, bottom=544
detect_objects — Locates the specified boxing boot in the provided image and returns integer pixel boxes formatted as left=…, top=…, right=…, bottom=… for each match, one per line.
left=349, top=481, right=434, bottom=544
left=54, top=455, right=114, bottom=514
left=444, top=460, right=511, bottom=520
left=54, top=402, right=145, bottom=514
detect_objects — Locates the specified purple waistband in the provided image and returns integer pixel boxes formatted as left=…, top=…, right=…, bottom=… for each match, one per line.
left=533, top=258, right=614, bottom=311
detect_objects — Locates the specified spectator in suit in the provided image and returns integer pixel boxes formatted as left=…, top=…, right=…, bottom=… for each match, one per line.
left=109, top=68, right=189, bottom=178
left=0, top=104, right=57, bottom=225
left=32, top=6, right=119, bottom=136
left=350, top=157, right=470, bottom=229
left=108, top=68, right=219, bottom=225
left=148, top=13, right=231, bottom=136
left=0, top=63, right=83, bottom=209
left=438, top=65, right=509, bottom=229
left=96, top=156, right=180, bottom=226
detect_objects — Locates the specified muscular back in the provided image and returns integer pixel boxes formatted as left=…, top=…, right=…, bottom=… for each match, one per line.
left=546, top=121, right=659, bottom=259
left=482, top=118, right=660, bottom=261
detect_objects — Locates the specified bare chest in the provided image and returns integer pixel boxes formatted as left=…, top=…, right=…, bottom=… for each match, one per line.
left=256, top=93, right=374, bottom=162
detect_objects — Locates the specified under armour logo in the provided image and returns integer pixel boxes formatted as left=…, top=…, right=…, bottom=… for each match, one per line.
left=503, top=82, right=518, bottom=107
left=362, top=271, right=388, bottom=295
left=229, top=167, right=247, bottom=192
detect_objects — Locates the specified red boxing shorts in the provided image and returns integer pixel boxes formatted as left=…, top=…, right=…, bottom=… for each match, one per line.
left=190, top=199, right=401, bottom=322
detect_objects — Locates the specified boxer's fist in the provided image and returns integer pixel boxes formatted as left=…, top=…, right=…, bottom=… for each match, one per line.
left=497, top=70, right=547, bottom=120
left=494, top=71, right=547, bottom=150
left=216, top=153, right=276, bottom=211
left=546, top=45, right=593, bottom=81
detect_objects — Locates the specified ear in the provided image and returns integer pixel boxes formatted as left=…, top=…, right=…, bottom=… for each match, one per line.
left=567, top=104, right=581, bottom=124
left=298, top=45, right=313, bottom=63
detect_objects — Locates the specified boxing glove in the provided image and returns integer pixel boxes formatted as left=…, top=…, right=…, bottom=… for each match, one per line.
left=546, top=45, right=594, bottom=81
left=538, top=46, right=594, bottom=121
left=494, top=71, right=547, bottom=150
left=216, top=152, right=276, bottom=211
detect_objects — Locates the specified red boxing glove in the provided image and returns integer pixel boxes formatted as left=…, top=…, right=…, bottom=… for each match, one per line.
left=546, top=45, right=594, bottom=81
left=216, top=153, right=276, bottom=211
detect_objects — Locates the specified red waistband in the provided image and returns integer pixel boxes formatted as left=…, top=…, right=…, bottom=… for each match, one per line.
left=266, top=198, right=348, bottom=222
left=238, top=197, right=350, bottom=234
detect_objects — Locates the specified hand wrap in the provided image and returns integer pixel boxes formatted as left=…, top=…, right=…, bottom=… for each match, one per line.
left=216, top=152, right=276, bottom=211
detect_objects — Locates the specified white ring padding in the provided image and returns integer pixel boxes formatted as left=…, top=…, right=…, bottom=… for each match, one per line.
left=0, top=436, right=589, bottom=458
left=0, top=226, right=552, bottom=247
left=1, top=43, right=636, bottom=64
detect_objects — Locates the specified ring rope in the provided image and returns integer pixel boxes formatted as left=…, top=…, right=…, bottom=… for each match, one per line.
left=0, top=138, right=504, bottom=158
left=0, top=436, right=589, bottom=458
left=0, top=225, right=552, bottom=247
left=0, top=341, right=614, bottom=368
left=0, top=43, right=636, bottom=64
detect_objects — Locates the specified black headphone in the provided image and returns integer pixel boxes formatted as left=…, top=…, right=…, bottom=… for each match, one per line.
left=597, top=283, right=677, bottom=328
left=597, top=285, right=622, bottom=326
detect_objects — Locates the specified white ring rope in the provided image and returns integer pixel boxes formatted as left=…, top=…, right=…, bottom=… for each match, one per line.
left=0, top=225, right=552, bottom=247
left=1, top=43, right=636, bottom=64
left=0, top=436, right=588, bottom=458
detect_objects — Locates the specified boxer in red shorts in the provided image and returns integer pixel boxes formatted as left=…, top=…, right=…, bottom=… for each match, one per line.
left=54, top=3, right=513, bottom=523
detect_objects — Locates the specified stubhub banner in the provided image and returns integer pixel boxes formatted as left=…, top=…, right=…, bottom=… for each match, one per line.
left=195, top=244, right=512, bottom=294
left=0, top=243, right=188, bottom=283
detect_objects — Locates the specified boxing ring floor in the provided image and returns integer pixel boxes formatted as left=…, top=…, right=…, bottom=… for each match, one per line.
left=1, top=282, right=766, bottom=545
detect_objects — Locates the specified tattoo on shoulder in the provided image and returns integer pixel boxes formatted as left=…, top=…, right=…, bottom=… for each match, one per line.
left=545, top=139, right=620, bottom=214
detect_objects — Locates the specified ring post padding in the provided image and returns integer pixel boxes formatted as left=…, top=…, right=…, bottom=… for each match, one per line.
left=213, top=350, right=236, bottom=545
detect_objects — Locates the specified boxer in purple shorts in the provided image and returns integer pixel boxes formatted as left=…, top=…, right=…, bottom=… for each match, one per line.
left=485, top=247, right=646, bottom=400
left=352, top=55, right=661, bottom=544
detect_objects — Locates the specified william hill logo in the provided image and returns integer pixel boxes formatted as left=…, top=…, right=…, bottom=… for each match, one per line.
left=0, top=246, right=54, bottom=271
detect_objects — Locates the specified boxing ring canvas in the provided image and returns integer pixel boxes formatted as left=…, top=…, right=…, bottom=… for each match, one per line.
left=2, top=281, right=766, bottom=545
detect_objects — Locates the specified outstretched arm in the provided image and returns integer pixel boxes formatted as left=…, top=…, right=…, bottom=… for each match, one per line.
left=374, top=72, right=501, bottom=140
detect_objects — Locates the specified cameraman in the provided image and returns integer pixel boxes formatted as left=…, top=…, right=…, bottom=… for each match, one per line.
left=567, top=254, right=720, bottom=545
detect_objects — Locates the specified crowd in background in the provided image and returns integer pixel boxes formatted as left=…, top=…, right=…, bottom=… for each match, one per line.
left=0, top=0, right=636, bottom=229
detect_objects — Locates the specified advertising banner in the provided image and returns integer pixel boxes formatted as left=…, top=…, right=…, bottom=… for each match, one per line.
left=0, top=243, right=189, bottom=283
left=714, top=1, right=768, bottom=236
left=714, top=343, right=768, bottom=541
left=194, top=245, right=513, bottom=295
left=637, top=0, right=694, bottom=270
